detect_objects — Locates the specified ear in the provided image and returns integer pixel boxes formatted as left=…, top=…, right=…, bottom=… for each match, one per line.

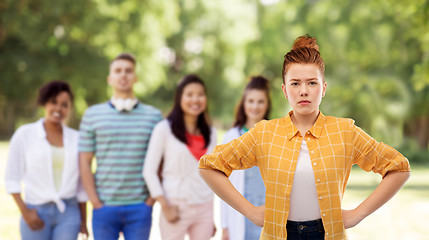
left=107, top=72, right=113, bottom=86
left=281, top=83, right=288, bottom=99
left=322, top=81, right=327, bottom=97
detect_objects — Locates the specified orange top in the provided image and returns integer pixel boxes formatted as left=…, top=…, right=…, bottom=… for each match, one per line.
left=199, top=111, right=410, bottom=240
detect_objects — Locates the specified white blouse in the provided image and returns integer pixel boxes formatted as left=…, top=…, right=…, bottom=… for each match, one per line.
left=5, top=119, right=88, bottom=212
left=143, top=120, right=217, bottom=204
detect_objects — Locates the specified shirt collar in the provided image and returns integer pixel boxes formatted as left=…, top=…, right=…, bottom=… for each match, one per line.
left=284, top=111, right=325, bottom=140
left=35, top=118, right=68, bottom=142
left=36, top=118, right=47, bottom=138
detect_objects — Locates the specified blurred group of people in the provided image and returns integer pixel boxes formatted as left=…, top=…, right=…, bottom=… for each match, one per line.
left=5, top=52, right=269, bottom=240
left=5, top=34, right=410, bottom=240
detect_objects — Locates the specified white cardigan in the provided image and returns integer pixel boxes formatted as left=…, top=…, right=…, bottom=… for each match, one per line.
left=143, top=120, right=217, bottom=204
left=220, top=127, right=246, bottom=240
left=5, top=119, right=88, bottom=212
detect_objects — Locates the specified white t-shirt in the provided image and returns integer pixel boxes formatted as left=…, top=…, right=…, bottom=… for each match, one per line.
left=288, top=140, right=322, bottom=221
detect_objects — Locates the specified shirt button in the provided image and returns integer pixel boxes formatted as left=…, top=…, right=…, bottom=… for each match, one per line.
left=311, top=151, right=314, bottom=154
left=313, top=162, right=317, bottom=166
left=319, top=196, right=323, bottom=199
left=323, top=213, right=326, bottom=217
left=317, top=179, right=321, bottom=182
left=307, top=138, right=310, bottom=141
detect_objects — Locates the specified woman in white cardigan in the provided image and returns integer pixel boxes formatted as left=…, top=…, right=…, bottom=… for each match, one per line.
left=144, top=75, right=216, bottom=240
left=220, top=76, right=271, bottom=240
left=5, top=81, right=88, bottom=240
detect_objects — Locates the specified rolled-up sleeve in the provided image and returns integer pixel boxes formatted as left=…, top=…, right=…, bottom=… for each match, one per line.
left=199, top=122, right=262, bottom=177
left=5, top=129, right=26, bottom=193
left=351, top=121, right=410, bottom=177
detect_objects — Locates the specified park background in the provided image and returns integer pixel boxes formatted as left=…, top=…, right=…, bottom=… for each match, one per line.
left=0, top=0, right=428, bottom=239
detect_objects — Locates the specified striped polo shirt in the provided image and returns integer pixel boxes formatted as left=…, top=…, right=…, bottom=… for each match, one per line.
left=79, top=101, right=163, bottom=205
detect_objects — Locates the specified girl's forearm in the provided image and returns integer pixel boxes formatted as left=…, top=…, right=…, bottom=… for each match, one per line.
left=199, top=169, right=255, bottom=217
left=355, top=171, right=410, bottom=218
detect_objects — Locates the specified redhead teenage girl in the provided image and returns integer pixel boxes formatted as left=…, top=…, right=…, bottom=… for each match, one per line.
left=199, top=35, right=410, bottom=240
left=144, top=74, right=217, bottom=240
left=221, top=76, right=271, bottom=240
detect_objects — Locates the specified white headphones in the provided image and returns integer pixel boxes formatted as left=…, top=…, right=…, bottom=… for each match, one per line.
left=111, top=97, right=138, bottom=112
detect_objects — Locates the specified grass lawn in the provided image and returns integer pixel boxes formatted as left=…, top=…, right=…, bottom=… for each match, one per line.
left=1, top=141, right=428, bottom=240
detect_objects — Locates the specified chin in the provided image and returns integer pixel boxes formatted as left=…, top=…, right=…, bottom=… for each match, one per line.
left=47, top=118, right=63, bottom=125
left=186, top=111, right=204, bottom=117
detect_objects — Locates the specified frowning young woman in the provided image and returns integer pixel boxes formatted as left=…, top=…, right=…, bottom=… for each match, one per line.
left=198, top=35, right=410, bottom=240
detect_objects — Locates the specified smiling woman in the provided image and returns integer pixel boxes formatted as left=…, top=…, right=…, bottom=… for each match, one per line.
left=143, top=74, right=217, bottom=240
left=220, top=76, right=271, bottom=240
left=5, top=81, right=88, bottom=240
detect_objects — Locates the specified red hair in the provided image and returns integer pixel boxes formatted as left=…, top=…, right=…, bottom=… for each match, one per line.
left=282, top=34, right=325, bottom=83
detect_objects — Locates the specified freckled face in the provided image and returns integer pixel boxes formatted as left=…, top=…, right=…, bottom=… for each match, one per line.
left=282, top=63, right=326, bottom=116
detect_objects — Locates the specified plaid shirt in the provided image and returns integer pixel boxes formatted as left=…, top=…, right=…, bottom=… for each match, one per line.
left=199, top=111, right=410, bottom=240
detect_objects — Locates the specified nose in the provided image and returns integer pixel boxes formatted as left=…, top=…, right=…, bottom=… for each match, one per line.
left=300, top=85, right=308, bottom=96
left=190, top=95, right=201, bottom=103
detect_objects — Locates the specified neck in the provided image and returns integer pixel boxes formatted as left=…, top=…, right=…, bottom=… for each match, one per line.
left=113, top=91, right=134, bottom=99
left=245, top=119, right=259, bottom=129
left=43, top=120, right=63, bottom=133
left=184, top=114, right=199, bottom=135
left=291, top=110, right=319, bottom=136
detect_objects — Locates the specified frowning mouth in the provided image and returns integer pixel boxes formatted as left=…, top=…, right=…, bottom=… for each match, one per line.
left=298, top=100, right=311, bottom=105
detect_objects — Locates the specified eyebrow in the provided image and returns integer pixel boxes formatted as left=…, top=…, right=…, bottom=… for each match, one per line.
left=289, top=78, right=318, bottom=81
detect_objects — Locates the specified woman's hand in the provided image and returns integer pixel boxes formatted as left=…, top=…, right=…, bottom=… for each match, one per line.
left=22, top=208, right=44, bottom=230
left=248, top=205, right=265, bottom=227
left=212, top=224, right=217, bottom=237
left=222, top=228, right=230, bottom=240
left=342, top=209, right=364, bottom=229
left=91, top=199, right=104, bottom=209
left=145, top=197, right=156, bottom=207
left=162, top=204, right=180, bottom=223
left=79, top=222, right=89, bottom=239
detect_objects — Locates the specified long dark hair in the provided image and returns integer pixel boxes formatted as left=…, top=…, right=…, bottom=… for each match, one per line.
left=167, top=74, right=211, bottom=148
left=233, top=76, right=271, bottom=128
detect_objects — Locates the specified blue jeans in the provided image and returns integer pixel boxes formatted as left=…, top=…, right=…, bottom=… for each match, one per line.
left=20, top=198, right=81, bottom=240
left=286, top=219, right=325, bottom=240
left=92, top=202, right=152, bottom=240
left=244, top=166, right=265, bottom=240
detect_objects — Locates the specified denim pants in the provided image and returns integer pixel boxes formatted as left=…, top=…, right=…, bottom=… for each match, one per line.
left=286, top=219, right=325, bottom=240
left=92, top=202, right=152, bottom=240
left=20, top=198, right=81, bottom=240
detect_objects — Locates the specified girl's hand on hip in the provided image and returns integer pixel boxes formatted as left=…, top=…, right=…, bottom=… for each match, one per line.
left=248, top=205, right=265, bottom=227
left=342, top=209, right=364, bottom=229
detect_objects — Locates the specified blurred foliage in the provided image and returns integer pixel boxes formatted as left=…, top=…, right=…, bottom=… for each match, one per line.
left=0, top=0, right=428, bottom=159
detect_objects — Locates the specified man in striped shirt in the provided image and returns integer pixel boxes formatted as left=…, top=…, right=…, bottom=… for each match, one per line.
left=79, top=53, right=163, bottom=240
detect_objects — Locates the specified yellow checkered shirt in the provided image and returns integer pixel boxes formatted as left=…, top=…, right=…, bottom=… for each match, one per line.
left=199, top=111, right=410, bottom=239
